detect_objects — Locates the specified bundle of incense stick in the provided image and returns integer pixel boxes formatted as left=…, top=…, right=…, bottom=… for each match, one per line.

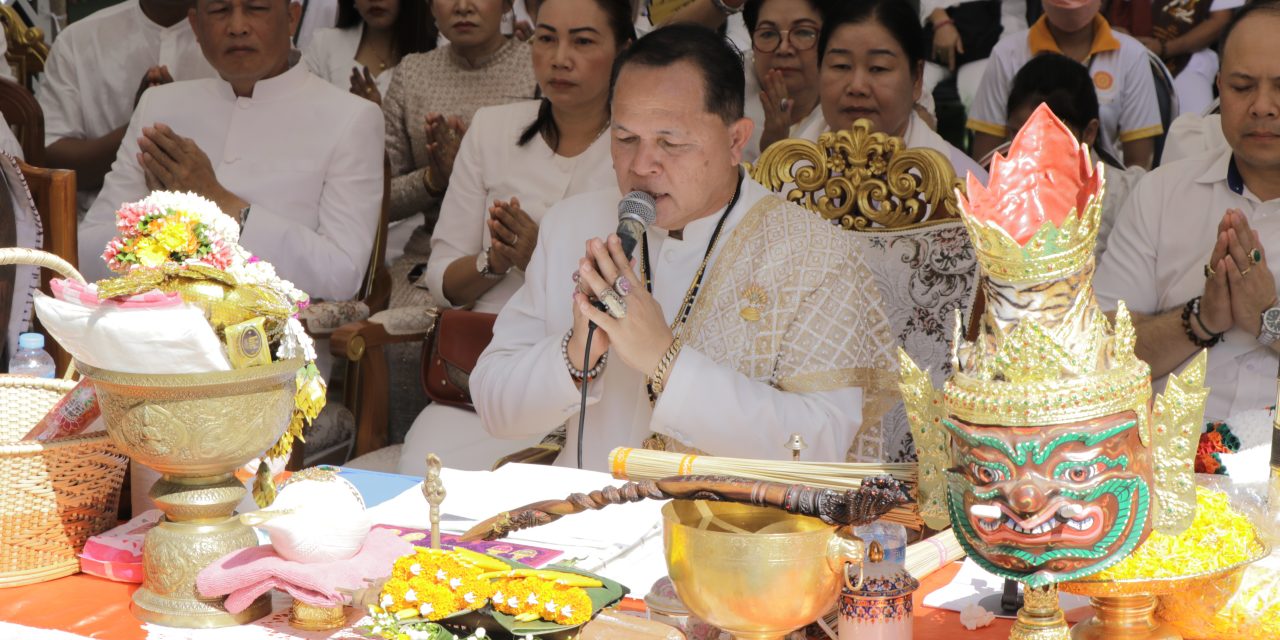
left=608, top=447, right=922, bottom=528
left=906, top=528, right=964, bottom=579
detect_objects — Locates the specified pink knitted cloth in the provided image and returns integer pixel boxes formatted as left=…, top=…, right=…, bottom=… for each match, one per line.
left=196, top=528, right=412, bottom=613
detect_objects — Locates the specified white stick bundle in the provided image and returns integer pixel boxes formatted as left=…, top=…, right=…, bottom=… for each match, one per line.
left=608, top=447, right=922, bottom=528
left=906, top=528, right=965, bottom=580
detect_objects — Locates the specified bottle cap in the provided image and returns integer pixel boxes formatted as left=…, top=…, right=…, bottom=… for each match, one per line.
left=17, top=333, right=44, bottom=350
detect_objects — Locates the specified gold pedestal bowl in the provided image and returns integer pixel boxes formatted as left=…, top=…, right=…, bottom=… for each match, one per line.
left=1059, top=539, right=1270, bottom=640
left=662, top=500, right=865, bottom=640
left=78, top=359, right=301, bottom=629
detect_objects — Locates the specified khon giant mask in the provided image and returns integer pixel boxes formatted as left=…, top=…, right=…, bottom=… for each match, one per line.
left=898, top=105, right=1205, bottom=587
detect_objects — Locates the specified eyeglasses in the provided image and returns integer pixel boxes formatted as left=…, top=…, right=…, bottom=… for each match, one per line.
left=751, top=26, right=819, bottom=53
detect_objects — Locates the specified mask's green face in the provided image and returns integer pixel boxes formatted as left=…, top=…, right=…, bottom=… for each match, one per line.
left=943, top=411, right=1154, bottom=587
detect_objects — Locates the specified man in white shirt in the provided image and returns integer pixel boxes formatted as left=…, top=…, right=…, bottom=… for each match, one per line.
left=38, top=0, right=217, bottom=215
left=472, top=24, right=897, bottom=471
left=79, top=0, right=384, bottom=302
left=1095, top=2, right=1280, bottom=422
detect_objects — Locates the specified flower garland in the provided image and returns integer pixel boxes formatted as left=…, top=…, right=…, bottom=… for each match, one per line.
left=364, top=548, right=597, bottom=639
left=491, top=576, right=591, bottom=626
left=99, top=191, right=326, bottom=507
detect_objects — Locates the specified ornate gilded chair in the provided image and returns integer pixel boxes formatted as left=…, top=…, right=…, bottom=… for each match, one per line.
left=748, top=120, right=980, bottom=462
left=0, top=4, right=48, bottom=91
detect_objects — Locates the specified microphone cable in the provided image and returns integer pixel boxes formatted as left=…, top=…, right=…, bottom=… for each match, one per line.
left=576, top=322, right=598, bottom=469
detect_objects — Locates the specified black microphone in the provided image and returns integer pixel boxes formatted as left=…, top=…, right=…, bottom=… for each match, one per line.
left=616, top=191, right=657, bottom=260
left=576, top=191, right=657, bottom=469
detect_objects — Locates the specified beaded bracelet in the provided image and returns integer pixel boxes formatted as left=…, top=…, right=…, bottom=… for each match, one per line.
left=561, top=329, right=608, bottom=382
left=1182, top=296, right=1223, bottom=349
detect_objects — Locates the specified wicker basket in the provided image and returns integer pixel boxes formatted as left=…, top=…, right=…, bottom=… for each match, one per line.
left=0, top=247, right=129, bottom=588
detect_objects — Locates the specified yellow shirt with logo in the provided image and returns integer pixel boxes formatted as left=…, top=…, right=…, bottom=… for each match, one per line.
left=967, top=15, right=1164, bottom=162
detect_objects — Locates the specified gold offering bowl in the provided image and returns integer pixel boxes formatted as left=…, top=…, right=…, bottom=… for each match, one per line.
left=78, top=359, right=301, bottom=629
left=1059, top=538, right=1271, bottom=640
left=662, top=501, right=864, bottom=640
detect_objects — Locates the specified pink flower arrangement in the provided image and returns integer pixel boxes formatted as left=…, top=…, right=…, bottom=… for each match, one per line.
left=102, top=193, right=239, bottom=273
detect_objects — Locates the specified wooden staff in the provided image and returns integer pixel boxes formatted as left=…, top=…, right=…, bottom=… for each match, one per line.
left=459, top=474, right=912, bottom=542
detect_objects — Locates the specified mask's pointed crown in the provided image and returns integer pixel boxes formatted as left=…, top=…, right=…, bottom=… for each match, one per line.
left=946, top=104, right=1151, bottom=426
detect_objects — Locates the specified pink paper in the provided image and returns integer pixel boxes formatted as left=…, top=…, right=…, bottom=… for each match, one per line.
left=79, top=510, right=163, bottom=583
left=50, top=278, right=182, bottom=309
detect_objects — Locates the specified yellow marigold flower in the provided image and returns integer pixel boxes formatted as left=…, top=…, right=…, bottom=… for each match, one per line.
left=134, top=237, right=168, bottom=267
left=155, top=219, right=191, bottom=252
left=1092, top=487, right=1263, bottom=581
left=549, top=584, right=592, bottom=626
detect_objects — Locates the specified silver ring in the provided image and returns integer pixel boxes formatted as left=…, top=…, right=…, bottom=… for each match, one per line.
left=599, top=288, right=627, bottom=319
left=511, top=234, right=519, bottom=246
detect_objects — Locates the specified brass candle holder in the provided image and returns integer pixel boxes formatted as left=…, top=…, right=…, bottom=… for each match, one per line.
left=79, top=359, right=301, bottom=628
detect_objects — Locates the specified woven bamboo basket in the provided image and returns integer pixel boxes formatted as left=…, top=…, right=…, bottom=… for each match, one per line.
left=0, top=247, right=129, bottom=587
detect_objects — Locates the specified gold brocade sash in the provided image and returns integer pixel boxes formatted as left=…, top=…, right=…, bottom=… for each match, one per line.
left=645, top=195, right=898, bottom=462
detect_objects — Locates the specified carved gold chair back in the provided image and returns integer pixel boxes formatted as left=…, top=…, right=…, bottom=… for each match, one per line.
left=747, top=118, right=964, bottom=230
left=0, top=5, right=47, bottom=91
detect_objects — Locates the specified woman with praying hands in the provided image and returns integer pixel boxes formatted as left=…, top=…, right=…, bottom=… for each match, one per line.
left=303, top=0, right=437, bottom=105
left=397, top=0, right=636, bottom=476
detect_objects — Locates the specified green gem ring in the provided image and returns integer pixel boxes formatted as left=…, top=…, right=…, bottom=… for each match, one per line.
left=1250, top=248, right=1263, bottom=265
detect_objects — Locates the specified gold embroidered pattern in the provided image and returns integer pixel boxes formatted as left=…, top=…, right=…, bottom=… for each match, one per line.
left=739, top=284, right=768, bottom=322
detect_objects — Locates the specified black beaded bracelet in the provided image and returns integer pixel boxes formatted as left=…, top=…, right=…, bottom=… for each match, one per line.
left=1182, top=296, right=1223, bottom=349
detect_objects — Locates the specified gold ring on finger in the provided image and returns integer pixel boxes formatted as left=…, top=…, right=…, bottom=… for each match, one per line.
left=1250, top=248, right=1262, bottom=265
left=1241, top=266, right=1253, bottom=277
left=1204, top=263, right=1215, bottom=278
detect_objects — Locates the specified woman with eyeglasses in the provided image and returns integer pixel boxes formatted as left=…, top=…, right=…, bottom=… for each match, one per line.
left=741, top=0, right=833, bottom=161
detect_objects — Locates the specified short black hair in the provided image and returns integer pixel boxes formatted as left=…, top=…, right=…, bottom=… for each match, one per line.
left=608, top=23, right=745, bottom=124
left=743, top=0, right=833, bottom=33
left=1219, top=0, right=1280, bottom=63
left=818, top=0, right=926, bottom=71
left=1007, top=54, right=1098, bottom=132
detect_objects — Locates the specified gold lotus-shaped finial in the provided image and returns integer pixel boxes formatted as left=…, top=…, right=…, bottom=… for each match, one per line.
left=958, top=103, right=1104, bottom=285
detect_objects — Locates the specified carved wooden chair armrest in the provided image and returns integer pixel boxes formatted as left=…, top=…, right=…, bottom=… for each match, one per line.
left=329, top=305, right=437, bottom=457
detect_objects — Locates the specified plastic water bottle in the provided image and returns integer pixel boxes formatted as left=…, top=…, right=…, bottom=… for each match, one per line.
left=9, top=333, right=55, bottom=378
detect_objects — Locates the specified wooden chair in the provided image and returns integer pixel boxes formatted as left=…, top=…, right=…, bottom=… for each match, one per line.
left=0, top=76, right=43, bottom=165
left=19, top=160, right=75, bottom=374
left=0, top=4, right=48, bottom=92
left=290, top=161, right=393, bottom=468
left=745, top=120, right=980, bottom=462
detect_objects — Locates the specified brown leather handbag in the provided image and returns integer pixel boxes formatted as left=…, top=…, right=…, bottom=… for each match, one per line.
left=421, top=309, right=498, bottom=411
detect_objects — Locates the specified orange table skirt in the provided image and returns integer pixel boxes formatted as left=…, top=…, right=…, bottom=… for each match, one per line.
left=0, top=562, right=1028, bottom=639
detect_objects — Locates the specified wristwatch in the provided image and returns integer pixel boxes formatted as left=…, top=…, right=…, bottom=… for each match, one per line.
left=710, top=0, right=743, bottom=15
left=476, top=248, right=505, bottom=280
left=1259, top=303, right=1280, bottom=345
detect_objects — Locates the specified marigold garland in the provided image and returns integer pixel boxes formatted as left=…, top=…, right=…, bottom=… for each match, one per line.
left=490, top=577, right=592, bottom=626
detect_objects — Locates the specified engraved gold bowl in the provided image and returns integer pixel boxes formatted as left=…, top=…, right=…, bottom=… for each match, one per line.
left=78, top=359, right=301, bottom=629
left=1059, top=537, right=1270, bottom=640
left=661, top=500, right=865, bottom=640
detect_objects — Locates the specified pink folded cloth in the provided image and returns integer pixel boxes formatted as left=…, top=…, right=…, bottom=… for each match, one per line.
left=196, top=528, right=413, bottom=613
left=51, top=278, right=182, bottom=309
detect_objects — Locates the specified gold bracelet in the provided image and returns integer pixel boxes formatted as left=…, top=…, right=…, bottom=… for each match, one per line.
left=645, top=337, right=683, bottom=403
left=422, top=165, right=445, bottom=198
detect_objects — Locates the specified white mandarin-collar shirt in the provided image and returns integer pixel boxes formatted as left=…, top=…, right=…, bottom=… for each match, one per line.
left=79, top=61, right=385, bottom=302
left=303, top=25, right=395, bottom=97
left=800, top=112, right=989, bottom=185
left=472, top=177, right=863, bottom=471
left=423, top=100, right=616, bottom=314
left=1095, top=146, right=1280, bottom=420
left=36, top=0, right=217, bottom=213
